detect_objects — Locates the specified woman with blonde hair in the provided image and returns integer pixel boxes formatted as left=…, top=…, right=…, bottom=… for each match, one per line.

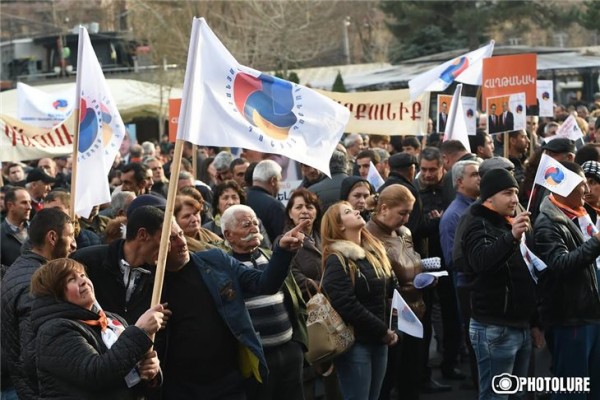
left=366, top=184, right=427, bottom=400
left=321, top=201, right=398, bottom=400
left=28, top=258, right=165, bottom=399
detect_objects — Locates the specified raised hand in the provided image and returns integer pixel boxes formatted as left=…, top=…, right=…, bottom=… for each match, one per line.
left=279, top=219, right=311, bottom=251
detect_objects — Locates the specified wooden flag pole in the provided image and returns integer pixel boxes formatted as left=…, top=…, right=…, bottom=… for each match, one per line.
left=149, top=139, right=184, bottom=327
left=68, top=107, right=81, bottom=221
left=192, top=144, right=198, bottom=180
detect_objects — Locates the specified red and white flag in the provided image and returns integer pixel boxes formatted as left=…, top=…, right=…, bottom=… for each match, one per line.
left=74, top=26, right=126, bottom=218
left=175, top=18, right=349, bottom=177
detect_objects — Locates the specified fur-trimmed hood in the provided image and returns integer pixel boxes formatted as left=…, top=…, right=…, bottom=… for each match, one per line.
left=329, top=240, right=366, bottom=261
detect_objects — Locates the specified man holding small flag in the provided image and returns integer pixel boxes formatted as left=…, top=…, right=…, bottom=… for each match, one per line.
left=533, top=161, right=600, bottom=398
left=461, top=168, right=538, bottom=400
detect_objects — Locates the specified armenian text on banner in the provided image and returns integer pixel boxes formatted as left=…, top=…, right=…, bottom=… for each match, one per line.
left=315, top=89, right=430, bottom=136
left=0, top=114, right=74, bottom=161
left=482, top=54, right=537, bottom=107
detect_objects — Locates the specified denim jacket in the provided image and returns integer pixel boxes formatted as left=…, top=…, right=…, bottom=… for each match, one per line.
left=188, top=246, right=294, bottom=382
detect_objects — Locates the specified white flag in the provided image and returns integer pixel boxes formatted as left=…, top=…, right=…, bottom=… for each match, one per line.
left=409, top=41, right=494, bottom=100
left=545, top=114, right=584, bottom=143
left=17, top=82, right=75, bottom=128
left=367, top=161, right=384, bottom=191
left=74, top=26, right=126, bottom=218
left=175, top=18, right=349, bottom=177
left=533, top=153, right=583, bottom=197
left=443, top=84, right=471, bottom=153
left=390, top=289, right=423, bottom=338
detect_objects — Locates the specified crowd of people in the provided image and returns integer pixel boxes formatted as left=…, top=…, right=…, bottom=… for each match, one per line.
left=1, top=95, right=600, bottom=400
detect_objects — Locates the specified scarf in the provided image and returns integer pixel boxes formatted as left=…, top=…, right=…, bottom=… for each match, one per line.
left=550, top=194, right=600, bottom=270
left=79, top=306, right=125, bottom=349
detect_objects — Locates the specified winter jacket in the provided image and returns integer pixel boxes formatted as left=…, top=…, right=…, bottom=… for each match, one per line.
left=70, top=240, right=155, bottom=325
left=245, top=186, right=286, bottom=244
left=1, top=250, right=47, bottom=399
left=30, top=296, right=153, bottom=399
left=275, top=232, right=322, bottom=302
left=366, top=219, right=425, bottom=319
left=322, top=240, right=392, bottom=344
left=461, top=203, right=537, bottom=328
left=534, top=197, right=600, bottom=326
left=0, top=219, right=27, bottom=271
left=308, top=171, right=349, bottom=212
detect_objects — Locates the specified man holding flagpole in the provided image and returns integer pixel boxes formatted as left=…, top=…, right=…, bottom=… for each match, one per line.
left=533, top=161, right=600, bottom=399
left=461, top=169, right=538, bottom=400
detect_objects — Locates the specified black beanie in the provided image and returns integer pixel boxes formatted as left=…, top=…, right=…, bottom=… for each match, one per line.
left=479, top=168, right=518, bottom=201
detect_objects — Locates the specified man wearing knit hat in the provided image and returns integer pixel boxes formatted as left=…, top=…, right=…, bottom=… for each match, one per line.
left=534, top=161, right=600, bottom=397
left=460, top=169, right=538, bottom=399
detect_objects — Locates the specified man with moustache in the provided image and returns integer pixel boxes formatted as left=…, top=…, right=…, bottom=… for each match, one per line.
left=221, top=204, right=308, bottom=400
left=155, top=209, right=306, bottom=400
left=2, top=208, right=77, bottom=399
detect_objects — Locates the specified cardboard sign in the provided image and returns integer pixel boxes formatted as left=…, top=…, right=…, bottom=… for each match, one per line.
left=486, top=93, right=526, bottom=134
left=537, top=80, right=554, bottom=117
left=482, top=54, right=537, bottom=107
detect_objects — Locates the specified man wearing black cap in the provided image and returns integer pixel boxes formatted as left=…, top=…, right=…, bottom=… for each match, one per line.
left=534, top=161, right=600, bottom=396
left=461, top=169, right=537, bottom=400
left=71, top=205, right=169, bottom=324
left=25, top=167, right=56, bottom=219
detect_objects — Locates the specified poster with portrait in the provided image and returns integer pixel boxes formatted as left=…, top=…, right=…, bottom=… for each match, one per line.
left=536, top=80, right=554, bottom=117
left=436, top=95, right=453, bottom=133
left=462, top=96, right=477, bottom=136
left=486, top=93, right=526, bottom=134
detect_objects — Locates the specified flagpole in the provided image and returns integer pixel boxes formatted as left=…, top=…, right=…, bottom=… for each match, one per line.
left=149, top=139, right=184, bottom=339
left=69, top=26, right=85, bottom=221
left=192, top=144, right=198, bottom=180
left=526, top=183, right=537, bottom=212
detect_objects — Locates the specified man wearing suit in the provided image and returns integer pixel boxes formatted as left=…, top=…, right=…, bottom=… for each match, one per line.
left=499, top=101, right=514, bottom=132
left=438, top=101, right=448, bottom=133
left=488, top=104, right=500, bottom=133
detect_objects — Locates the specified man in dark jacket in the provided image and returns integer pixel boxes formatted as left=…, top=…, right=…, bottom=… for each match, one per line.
left=461, top=168, right=537, bottom=400
left=1, top=208, right=77, bottom=399
left=534, top=161, right=600, bottom=395
left=1, top=187, right=32, bottom=271
left=245, top=160, right=286, bottom=243
left=70, top=205, right=165, bottom=325
left=440, top=140, right=478, bottom=209
left=221, top=204, right=308, bottom=400
left=156, top=209, right=304, bottom=400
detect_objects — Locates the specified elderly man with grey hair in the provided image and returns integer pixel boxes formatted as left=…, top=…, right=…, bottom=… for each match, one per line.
left=221, top=204, right=308, bottom=400
left=100, top=191, right=137, bottom=218
left=213, top=151, right=235, bottom=183
left=343, top=133, right=365, bottom=163
left=245, top=160, right=286, bottom=243
left=439, top=159, right=482, bottom=389
left=309, top=150, right=349, bottom=211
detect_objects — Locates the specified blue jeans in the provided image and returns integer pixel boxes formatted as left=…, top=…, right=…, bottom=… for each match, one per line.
left=469, top=319, right=531, bottom=400
left=334, top=341, right=388, bottom=400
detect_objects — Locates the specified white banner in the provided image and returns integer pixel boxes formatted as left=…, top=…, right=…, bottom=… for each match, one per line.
left=462, top=96, right=477, bottom=136
left=17, top=82, right=75, bottom=128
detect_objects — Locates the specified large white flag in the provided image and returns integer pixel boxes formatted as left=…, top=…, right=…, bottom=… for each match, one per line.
left=409, top=41, right=495, bottom=100
left=176, top=18, right=349, bottom=177
left=74, top=26, right=126, bottom=218
left=443, top=84, right=471, bottom=153
left=17, top=82, right=75, bottom=128
left=533, top=153, right=583, bottom=197
left=390, top=289, right=423, bottom=338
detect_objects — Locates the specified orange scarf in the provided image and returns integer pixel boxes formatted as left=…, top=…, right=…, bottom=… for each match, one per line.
left=80, top=309, right=108, bottom=331
left=548, top=194, right=587, bottom=218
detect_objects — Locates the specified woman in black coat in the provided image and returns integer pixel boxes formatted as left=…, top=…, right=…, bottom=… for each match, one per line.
left=29, top=258, right=165, bottom=399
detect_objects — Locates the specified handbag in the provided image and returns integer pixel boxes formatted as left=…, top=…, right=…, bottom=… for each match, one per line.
left=305, top=278, right=355, bottom=364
